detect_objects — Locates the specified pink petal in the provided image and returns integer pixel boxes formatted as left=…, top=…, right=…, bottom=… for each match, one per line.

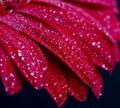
left=112, top=44, right=120, bottom=62
left=0, top=23, right=47, bottom=90
left=0, top=46, right=23, bottom=95
left=17, top=4, right=115, bottom=71
left=0, top=0, right=119, bottom=106
left=69, top=0, right=117, bottom=7
left=42, top=47, right=88, bottom=103
left=78, top=5, right=120, bottom=41
left=42, top=48, right=67, bottom=106
left=13, top=8, right=102, bottom=97
left=70, top=0, right=118, bottom=13
left=31, top=0, right=117, bottom=43
left=63, top=66, right=88, bottom=102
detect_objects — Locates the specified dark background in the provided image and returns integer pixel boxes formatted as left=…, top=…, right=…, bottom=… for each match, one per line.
left=0, top=1, right=120, bottom=108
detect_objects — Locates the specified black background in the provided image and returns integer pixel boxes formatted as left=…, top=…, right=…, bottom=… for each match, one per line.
left=0, top=1, right=120, bottom=108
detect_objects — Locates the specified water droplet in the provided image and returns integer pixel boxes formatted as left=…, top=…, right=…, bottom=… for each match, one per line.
left=18, top=50, right=22, bottom=57
left=42, top=66, right=48, bottom=71
left=92, top=42, right=96, bottom=46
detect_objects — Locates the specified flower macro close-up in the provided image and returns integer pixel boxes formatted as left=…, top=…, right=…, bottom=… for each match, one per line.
left=0, top=0, right=120, bottom=108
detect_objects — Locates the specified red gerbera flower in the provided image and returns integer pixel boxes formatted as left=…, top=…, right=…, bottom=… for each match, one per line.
left=0, top=0, right=120, bottom=106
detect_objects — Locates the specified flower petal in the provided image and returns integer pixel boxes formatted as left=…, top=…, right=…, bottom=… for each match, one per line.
left=0, top=46, right=23, bottom=95
left=3, top=10, right=103, bottom=97
left=78, top=5, right=120, bottom=41
left=42, top=48, right=67, bottom=106
left=63, top=66, right=88, bottom=102
left=69, top=0, right=117, bottom=7
left=0, top=0, right=119, bottom=106
left=0, top=23, right=47, bottom=90
left=31, top=0, right=117, bottom=43
left=17, top=4, right=115, bottom=71
left=42, top=47, right=88, bottom=103
left=71, top=0, right=118, bottom=13
left=0, top=11, right=90, bottom=99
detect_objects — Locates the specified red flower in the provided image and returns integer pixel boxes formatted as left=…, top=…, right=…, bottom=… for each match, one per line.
left=0, top=0, right=120, bottom=106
